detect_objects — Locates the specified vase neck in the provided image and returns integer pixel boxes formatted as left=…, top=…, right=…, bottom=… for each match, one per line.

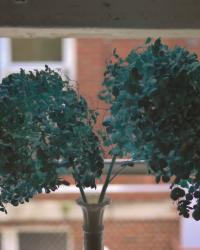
left=77, top=197, right=111, bottom=250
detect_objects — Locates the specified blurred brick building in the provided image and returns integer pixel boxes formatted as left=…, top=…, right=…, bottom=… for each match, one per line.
left=1, top=37, right=200, bottom=250
left=0, top=174, right=179, bottom=250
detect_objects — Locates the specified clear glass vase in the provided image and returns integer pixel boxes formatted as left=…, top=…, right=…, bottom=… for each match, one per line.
left=76, top=197, right=111, bottom=250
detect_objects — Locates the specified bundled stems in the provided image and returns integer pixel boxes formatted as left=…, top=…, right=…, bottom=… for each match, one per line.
left=98, top=155, right=117, bottom=203
left=73, top=165, right=87, bottom=203
left=79, top=186, right=87, bottom=203
left=77, top=155, right=118, bottom=204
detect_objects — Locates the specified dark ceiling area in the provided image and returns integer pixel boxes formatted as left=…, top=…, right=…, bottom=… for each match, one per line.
left=0, top=0, right=200, bottom=29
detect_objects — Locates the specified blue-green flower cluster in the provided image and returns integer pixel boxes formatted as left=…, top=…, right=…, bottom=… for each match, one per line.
left=0, top=66, right=103, bottom=213
left=100, top=38, right=200, bottom=219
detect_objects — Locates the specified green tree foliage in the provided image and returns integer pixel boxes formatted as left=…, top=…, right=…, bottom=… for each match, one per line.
left=0, top=66, right=103, bottom=213
left=100, top=38, right=200, bottom=220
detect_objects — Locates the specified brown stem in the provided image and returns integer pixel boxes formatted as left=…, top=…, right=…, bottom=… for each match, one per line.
left=98, top=155, right=117, bottom=203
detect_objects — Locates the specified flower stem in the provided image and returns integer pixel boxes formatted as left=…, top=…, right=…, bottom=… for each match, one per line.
left=73, top=166, right=87, bottom=203
left=79, top=186, right=87, bottom=203
left=109, top=165, right=128, bottom=183
left=98, top=155, right=117, bottom=203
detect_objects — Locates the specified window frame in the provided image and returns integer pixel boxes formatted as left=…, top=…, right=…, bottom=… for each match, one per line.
left=1, top=225, right=73, bottom=250
left=0, top=38, right=77, bottom=82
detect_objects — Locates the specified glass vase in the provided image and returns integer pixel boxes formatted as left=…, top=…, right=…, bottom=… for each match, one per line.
left=76, top=197, right=111, bottom=250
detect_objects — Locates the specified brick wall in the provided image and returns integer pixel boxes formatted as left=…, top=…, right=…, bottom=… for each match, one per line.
left=69, top=219, right=179, bottom=250
left=16, top=219, right=179, bottom=250
left=0, top=218, right=179, bottom=250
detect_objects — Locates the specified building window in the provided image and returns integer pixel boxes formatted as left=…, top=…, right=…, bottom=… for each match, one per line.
left=12, top=38, right=62, bottom=62
left=181, top=217, right=200, bottom=249
left=0, top=226, right=71, bottom=250
left=0, top=38, right=77, bottom=82
left=19, top=232, right=67, bottom=250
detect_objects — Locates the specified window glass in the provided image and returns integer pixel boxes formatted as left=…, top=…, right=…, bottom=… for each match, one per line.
left=181, top=218, right=200, bottom=248
left=19, top=232, right=67, bottom=250
left=11, top=39, right=62, bottom=62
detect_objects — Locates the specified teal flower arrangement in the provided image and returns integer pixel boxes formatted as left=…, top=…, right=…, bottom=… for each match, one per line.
left=2, top=38, right=200, bottom=222
left=0, top=66, right=103, bottom=212
left=100, top=38, right=200, bottom=220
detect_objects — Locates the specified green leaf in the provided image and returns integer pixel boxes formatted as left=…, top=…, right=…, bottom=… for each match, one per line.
left=145, top=37, right=152, bottom=44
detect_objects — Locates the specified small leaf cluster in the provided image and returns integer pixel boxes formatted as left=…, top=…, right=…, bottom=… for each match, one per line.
left=100, top=38, right=200, bottom=219
left=0, top=66, right=103, bottom=212
left=170, top=184, right=200, bottom=220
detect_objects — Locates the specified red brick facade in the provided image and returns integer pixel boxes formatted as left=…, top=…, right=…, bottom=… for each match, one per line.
left=0, top=218, right=179, bottom=250
left=73, top=219, right=179, bottom=250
